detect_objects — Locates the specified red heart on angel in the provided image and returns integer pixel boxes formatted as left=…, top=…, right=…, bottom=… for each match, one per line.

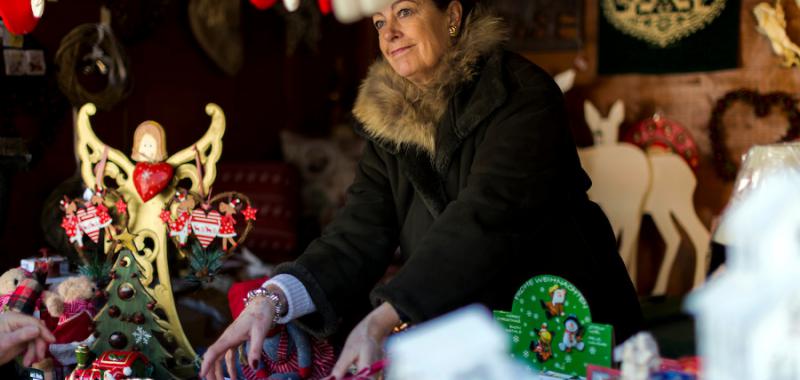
left=133, top=162, right=174, bottom=202
left=76, top=206, right=102, bottom=243
left=191, top=209, right=221, bottom=248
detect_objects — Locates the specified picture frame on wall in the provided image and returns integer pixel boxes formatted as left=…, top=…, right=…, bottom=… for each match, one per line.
left=492, top=0, right=584, bottom=51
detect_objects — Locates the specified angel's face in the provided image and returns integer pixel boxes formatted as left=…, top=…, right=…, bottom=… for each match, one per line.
left=138, top=134, right=158, bottom=162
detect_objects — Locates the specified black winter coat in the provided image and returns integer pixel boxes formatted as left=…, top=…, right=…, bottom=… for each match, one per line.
left=276, top=11, right=642, bottom=343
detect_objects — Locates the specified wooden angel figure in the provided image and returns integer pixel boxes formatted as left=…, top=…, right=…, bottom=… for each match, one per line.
left=169, top=190, right=196, bottom=246
left=60, top=197, right=84, bottom=247
left=218, top=197, right=241, bottom=250
left=75, top=103, right=225, bottom=377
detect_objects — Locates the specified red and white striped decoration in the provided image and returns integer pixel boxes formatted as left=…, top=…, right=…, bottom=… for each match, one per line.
left=241, top=333, right=336, bottom=380
left=76, top=206, right=102, bottom=243
left=190, top=209, right=221, bottom=248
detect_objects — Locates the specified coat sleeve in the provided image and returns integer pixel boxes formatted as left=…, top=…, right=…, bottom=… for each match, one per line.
left=274, top=141, right=400, bottom=337
left=371, top=84, right=583, bottom=323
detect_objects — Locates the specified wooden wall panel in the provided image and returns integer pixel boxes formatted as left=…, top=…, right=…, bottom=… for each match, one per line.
left=519, top=0, right=799, bottom=294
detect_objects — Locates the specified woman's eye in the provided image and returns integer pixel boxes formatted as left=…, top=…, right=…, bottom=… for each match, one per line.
left=398, top=8, right=413, bottom=17
left=374, top=20, right=385, bottom=30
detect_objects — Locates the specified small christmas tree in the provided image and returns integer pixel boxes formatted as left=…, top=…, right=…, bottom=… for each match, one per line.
left=92, top=249, right=175, bottom=379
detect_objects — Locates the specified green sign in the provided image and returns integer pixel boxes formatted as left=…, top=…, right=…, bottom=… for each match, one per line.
left=494, top=275, right=614, bottom=378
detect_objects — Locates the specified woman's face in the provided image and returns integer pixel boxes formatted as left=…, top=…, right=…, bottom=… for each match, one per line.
left=373, top=0, right=460, bottom=87
left=138, top=133, right=157, bottom=161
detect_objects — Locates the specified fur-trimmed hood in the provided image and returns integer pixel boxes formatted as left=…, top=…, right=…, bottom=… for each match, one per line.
left=352, top=6, right=508, bottom=157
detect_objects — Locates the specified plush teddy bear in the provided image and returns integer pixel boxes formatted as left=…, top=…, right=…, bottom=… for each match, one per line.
left=0, top=267, right=59, bottom=322
left=45, top=275, right=97, bottom=325
left=0, top=268, right=29, bottom=309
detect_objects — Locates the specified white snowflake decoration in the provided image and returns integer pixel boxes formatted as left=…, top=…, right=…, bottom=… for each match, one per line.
left=133, top=326, right=152, bottom=345
left=589, top=346, right=597, bottom=355
left=530, top=295, right=537, bottom=301
left=533, top=313, right=539, bottom=319
left=539, top=287, right=545, bottom=292
left=526, top=311, right=533, bottom=317
left=519, top=299, right=525, bottom=304
left=564, top=301, right=570, bottom=306
left=565, top=355, right=573, bottom=363
left=512, top=335, right=520, bottom=343
left=522, top=351, right=530, bottom=358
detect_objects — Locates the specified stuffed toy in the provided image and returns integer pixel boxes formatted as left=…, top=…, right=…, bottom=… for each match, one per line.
left=0, top=268, right=59, bottom=324
left=45, top=275, right=97, bottom=325
left=227, top=278, right=335, bottom=379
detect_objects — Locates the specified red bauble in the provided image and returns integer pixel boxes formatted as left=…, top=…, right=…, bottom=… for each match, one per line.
left=0, top=0, right=44, bottom=35
left=318, top=0, right=332, bottom=14
left=133, top=162, right=174, bottom=202
left=250, top=0, right=278, bottom=10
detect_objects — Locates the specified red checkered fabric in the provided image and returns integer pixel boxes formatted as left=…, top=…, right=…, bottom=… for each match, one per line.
left=6, top=278, right=42, bottom=315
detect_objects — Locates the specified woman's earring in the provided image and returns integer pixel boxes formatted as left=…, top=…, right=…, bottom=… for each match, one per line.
left=449, top=25, right=458, bottom=37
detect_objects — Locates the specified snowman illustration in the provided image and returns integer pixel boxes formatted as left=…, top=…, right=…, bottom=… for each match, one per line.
left=558, top=315, right=585, bottom=352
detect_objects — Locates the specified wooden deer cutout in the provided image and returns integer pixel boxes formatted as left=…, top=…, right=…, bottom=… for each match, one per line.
left=645, top=151, right=710, bottom=295
left=578, top=100, right=651, bottom=285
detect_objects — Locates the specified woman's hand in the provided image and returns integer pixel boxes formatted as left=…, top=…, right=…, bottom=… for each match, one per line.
left=0, top=311, right=55, bottom=366
left=328, top=302, right=401, bottom=379
left=200, top=287, right=283, bottom=380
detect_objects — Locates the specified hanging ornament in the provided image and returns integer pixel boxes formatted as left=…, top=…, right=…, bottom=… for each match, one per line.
left=283, top=0, right=300, bottom=12
left=0, top=0, right=45, bottom=35
left=318, top=0, right=332, bottom=15
left=250, top=0, right=278, bottom=10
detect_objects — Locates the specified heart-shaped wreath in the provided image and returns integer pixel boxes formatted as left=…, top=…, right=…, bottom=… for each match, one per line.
left=161, top=190, right=257, bottom=283
left=60, top=188, right=129, bottom=284
left=709, top=89, right=800, bottom=180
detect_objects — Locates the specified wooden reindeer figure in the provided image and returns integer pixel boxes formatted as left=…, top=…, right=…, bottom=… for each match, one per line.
left=644, top=148, right=710, bottom=295
left=60, top=196, right=84, bottom=248
left=89, top=189, right=117, bottom=241
left=218, top=197, right=241, bottom=251
left=170, top=190, right=196, bottom=247
left=578, top=100, right=651, bottom=285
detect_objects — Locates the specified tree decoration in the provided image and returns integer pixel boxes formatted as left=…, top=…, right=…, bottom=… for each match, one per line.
left=162, top=190, right=256, bottom=255
left=93, top=250, right=173, bottom=380
left=708, top=89, right=800, bottom=180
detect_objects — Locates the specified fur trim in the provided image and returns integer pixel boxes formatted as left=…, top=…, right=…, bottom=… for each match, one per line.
left=353, top=6, right=508, bottom=156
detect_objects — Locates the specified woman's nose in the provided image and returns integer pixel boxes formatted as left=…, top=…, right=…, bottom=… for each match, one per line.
left=381, top=19, right=401, bottom=42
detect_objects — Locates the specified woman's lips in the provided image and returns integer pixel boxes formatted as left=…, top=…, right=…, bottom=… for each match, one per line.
left=390, top=45, right=414, bottom=57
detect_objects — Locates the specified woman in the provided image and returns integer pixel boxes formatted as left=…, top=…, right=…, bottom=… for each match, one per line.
left=201, top=0, right=642, bottom=378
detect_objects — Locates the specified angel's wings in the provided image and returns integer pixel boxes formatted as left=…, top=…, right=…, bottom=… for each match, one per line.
left=75, top=103, right=226, bottom=198
left=75, top=103, right=135, bottom=192
left=166, top=103, right=226, bottom=197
